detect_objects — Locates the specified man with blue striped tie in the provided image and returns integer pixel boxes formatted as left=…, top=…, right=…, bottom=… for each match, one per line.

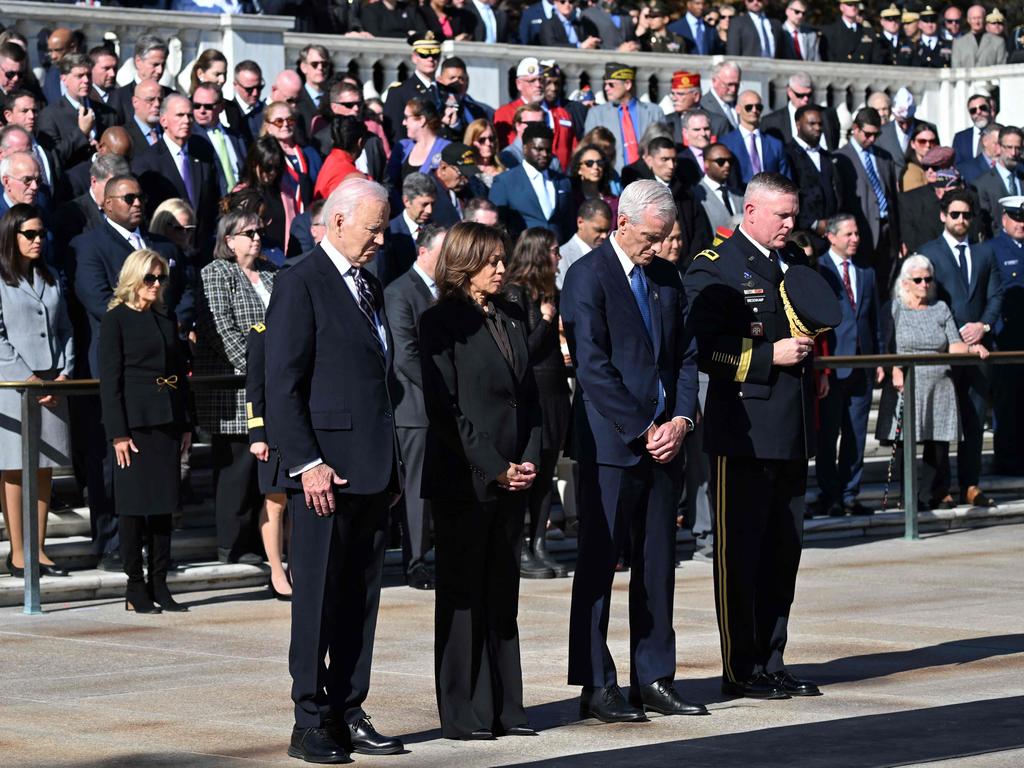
left=835, top=107, right=901, bottom=285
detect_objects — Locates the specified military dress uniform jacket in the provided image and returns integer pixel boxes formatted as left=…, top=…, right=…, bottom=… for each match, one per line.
left=910, top=37, right=952, bottom=67
left=683, top=231, right=815, bottom=461
left=821, top=21, right=888, bottom=64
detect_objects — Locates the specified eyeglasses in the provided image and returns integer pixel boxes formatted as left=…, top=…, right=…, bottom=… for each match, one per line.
left=743, top=103, right=763, bottom=113
left=968, top=105, right=991, bottom=115
left=790, top=88, right=813, bottom=100
left=705, top=14, right=720, bottom=24
left=268, top=117, right=296, bottom=127
left=476, top=135, right=495, bottom=143
left=17, top=228, right=45, bottom=241
left=1, top=69, right=21, bottom=80
left=109, top=193, right=146, bottom=206
left=142, top=273, right=165, bottom=286
left=581, top=158, right=606, bottom=167
left=708, top=157, right=733, bottom=166
left=334, top=101, right=361, bottom=109
left=914, top=137, right=938, bottom=146
left=910, top=276, right=934, bottom=284
left=947, top=210, right=973, bottom=220
left=232, top=228, right=263, bottom=240
left=193, top=102, right=219, bottom=111
left=235, top=81, right=264, bottom=94
left=306, top=60, right=330, bottom=69
left=11, top=175, right=42, bottom=187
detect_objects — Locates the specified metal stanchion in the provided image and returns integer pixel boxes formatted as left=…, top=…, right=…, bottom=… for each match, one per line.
left=901, top=367, right=919, bottom=541
left=20, top=388, right=41, bottom=614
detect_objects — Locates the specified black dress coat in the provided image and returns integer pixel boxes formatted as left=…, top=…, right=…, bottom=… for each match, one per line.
left=36, top=95, right=119, bottom=171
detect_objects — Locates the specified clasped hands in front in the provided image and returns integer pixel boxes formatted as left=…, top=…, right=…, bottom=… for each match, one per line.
left=646, top=417, right=689, bottom=464
left=498, top=462, right=536, bottom=491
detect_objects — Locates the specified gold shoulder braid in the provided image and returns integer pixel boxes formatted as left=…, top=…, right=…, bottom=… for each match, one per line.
left=695, top=249, right=719, bottom=261
left=779, top=282, right=829, bottom=339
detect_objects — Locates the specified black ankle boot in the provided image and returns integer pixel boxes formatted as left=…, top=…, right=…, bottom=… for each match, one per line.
left=125, top=581, right=161, bottom=614
left=149, top=578, right=188, bottom=612
left=520, top=540, right=555, bottom=579
left=533, top=539, right=568, bottom=578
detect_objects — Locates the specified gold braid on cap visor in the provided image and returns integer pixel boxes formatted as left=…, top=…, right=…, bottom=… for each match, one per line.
left=779, top=282, right=831, bottom=339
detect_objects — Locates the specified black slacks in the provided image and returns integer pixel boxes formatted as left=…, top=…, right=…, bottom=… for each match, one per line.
left=434, top=495, right=528, bottom=738
left=952, top=364, right=990, bottom=490
left=567, top=454, right=682, bottom=689
left=397, top=426, right=431, bottom=571
left=992, top=362, right=1024, bottom=472
left=211, top=434, right=262, bottom=558
left=289, top=489, right=390, bottom=728
left=75, top=395, right=118, bottom=557
left=710, top=455, right=806, bottom=684
left=525, top=448, right=560, bottom=545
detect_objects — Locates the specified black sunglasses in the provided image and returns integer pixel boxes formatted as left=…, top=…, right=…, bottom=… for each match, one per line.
left=968, top=105, right=991, bottom=115
left=193, top=101, right=219, bottom=111
left=910, top=276, right=934, bottom=284
left=581, top=158, right=605, bottom=167
left=743, top=103, right=763, bottom=112
left=306, top=60, right=330, bottom=69
left=947, top=210, right=973, bottom=220
left=334, top=101, right=362, bottom=109
left=236, top=81, right=264, bottom=94
left=109, top=193, right=147, bottom=206
left=709, top=157, right=732, bottom=166
left=142, top=273, right=165, bottom=286
left=17, top=228, right=45, bottom=241
left=232, top=228, right=263, bottom=240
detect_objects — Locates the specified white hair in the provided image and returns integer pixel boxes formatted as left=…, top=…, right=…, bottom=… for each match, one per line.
left=788, top=72, right=812, bottom=90
left=324, top=177, right=389, bottom=222
left=894, top=254, right=936, bottom=306
left=618, top=180, right=676, bottom=226
left=712, top=60, right=741, bottom=79
left=0, top=150, right=37, bottom=180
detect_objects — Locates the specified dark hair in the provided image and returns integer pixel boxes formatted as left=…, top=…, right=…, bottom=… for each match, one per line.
left=999, top=125, right=1024, bottom=144
left=939, top=188, right=974, bottom=213
left=794, top=104, right=823, bottom=123
left=88, top=44, right=117, bottom=65
left=578, top=196, right=612, bottom=221
left=241, top=134, right=284, bottom=189
left=440, top=56, right=467, bottom=72
left=330, top=114, right=368, bottom=154
left=103, top=173, right=138, bottom=199
left=523, top=123, right=554, bottom=144
left=0, top=42, right=27, bottom=64
left=645, top=136, right=675, bottom=155
left=234, top=59, right=262, bottom=78
left=3, top=88, right=36, bottom=112
left=435, top=221, right=506, bottom=301
left=416, top=222, right=447, bottom=250
left=905, top=121, right=939, bottom=165
left=569, top=142, right=614, bottom=197
left=406, top=97, right=441, bottom=134
left=59, top=52, right=90, bottom=76
left=853, top=106, right=882, bottom=129
left=506, top=227, right=558, bottom=301
left=190, top=48, right=227, bottom=94
left=0, top=204, right=53, bottom=288
left=220, top=186, right=266, bottom=217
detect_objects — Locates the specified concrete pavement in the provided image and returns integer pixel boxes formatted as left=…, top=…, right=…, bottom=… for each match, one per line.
left=1, top=524, right=1022, bottom=768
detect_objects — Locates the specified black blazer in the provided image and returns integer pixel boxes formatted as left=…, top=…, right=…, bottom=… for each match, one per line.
left=384, top=265, right=435, bottom=428
left=467, top=2, right=509, bottom=42
left=761, top=105, right=840, bottom=151
left=373, top=213, right=417, bottom=288
left=53, top=192, right=104, bottom=257
left=538, top=14, right=590, bottom=47
left=419, top=295, right=541, bottom=502
left=264, top=245, right=400, bottom=495
left=36, top=96, right=118, bottom=171
left=294, top=87, right=320, bottom=139
left=784, top=140, right=838, bottom=249
left=99, top=303, right=190, bottom=438
left=221, top=98, right=260, bottom=147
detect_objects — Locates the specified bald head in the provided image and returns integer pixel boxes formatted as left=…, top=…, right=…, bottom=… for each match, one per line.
left=1, top=150, right=41, bottom=204
left=867, top=92, right=892, bottom=123
left=737, top=89, right=763, bottom=129
left=271, top=69, right=303, bottom=105
left=132, top=78, right=163, bottom=125
left=47, top=28, right=75, bottom=64
left=0, top=125, right=31, bottom=155
left=98, top=126, right=132, bottom=158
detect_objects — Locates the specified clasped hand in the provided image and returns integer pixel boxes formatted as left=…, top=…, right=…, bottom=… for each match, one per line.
left=646, top=417, right=689, bottom=464
left=302, top=463, right=349, bottom=517
left=498, top=461, right=536, bottom=491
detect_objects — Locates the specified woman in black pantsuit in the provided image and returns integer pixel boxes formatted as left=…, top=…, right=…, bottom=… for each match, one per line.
left=502, top=228, right=571, bottom=579
left=100, top=249, right=191, bottom=614
left=420, top=221, right=542, bottom=741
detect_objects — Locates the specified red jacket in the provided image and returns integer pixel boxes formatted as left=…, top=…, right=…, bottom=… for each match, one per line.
left=495, top=97, right=578, bottom=171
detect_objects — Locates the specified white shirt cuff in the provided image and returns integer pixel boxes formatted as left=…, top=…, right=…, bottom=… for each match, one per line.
left=289, top=458, right=323, bottom=477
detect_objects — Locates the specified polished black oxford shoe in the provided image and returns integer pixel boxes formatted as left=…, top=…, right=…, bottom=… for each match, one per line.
left=288, top=726, right=351, bottom=764
left=579, top=685, right=649, bottom=723
left=768, top=670, right=822, bottom=697
left=344, top=716, right=403, bottom=755
left=630, top=678, right=709, bottom=716
left=721, top=673, right=791, bottom=700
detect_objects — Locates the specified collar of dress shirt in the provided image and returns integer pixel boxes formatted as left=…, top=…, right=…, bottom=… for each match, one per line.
left=653, top=175, right=670, bottom=187
left=65, top=93, right=86, bottom=111
left=739, top=125, right=759, bottom=141
left=542, top=0, right=554, bottom=18
left=414, top=71, right=434, bottom=90
left=700, top=175, right=726, bottom=195
left=522, top=159, right=546, bottom=181
left=829, top=249, right=851, bottom=272
left=738, top=225, right=772, bottom=258
left=570, top=233, right=592, bottom=256
left=235, top=93, right=261, bottom=115
left=686, top=11, right=701, bottom=29
left=135, top=115, right=157, bottom=137
left=609, top=232, right=637, bottom=277
left=472, top=0, right=493, bottom=12
left=320, top=233, right=358, bottom=279
left=105, top=215, right=143, bottom=244
left=412, top=261, right=437, bottom=293
left=845, top=20, right=858, bottom=31
left=795, top=135, right=820, bottom=153
left=163, top=131, right=187, bottom=158
left=783, top=20, right=798, bottom=34
left=304, top=82, right=321, bottom=103
left=402, top=210, right=421, bottom=241
left=851, top=137, right=874, bottom=164
left=942, top=229, right=969, bottom=254
left=93, top=84, right=108, bottom=101
left=921, top=34, right=937, bottom=47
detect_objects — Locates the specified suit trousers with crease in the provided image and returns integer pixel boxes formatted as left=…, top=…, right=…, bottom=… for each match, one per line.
left=289, top=489, right=390, bottom=728
left=567, top=453, right=682, bottom=689
left=952, top=364, right=990, bottom=490
left=434, top=495, right=528, bottom=738
left=710, top=455, right=806, bottom=683
left=211, top=434, right=262, bottom=557
left=397, top=426, right=431, bottom=571
left=816, top=369, right=873, bottom=505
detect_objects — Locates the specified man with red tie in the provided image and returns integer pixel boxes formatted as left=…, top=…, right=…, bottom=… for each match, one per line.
left=582, top=63, right=665, bottom=174
left=779, top=0, right=821, bottom=61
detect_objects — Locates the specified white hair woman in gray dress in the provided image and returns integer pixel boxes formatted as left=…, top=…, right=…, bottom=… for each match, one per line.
left=888, top=255, right=989, bottom=509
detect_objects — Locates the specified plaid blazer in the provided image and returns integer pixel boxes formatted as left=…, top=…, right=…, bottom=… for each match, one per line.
left=194, top=258, right=277, bottom=435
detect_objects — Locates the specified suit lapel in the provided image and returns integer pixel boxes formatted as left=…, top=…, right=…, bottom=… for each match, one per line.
left=312, top=247, right=385, bottom=359
left=599, top=243, right=654, bottom=354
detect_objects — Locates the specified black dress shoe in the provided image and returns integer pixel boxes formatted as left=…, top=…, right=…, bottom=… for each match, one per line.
left=39, top=563, right=70, bottom=577
left=520, top=548, right=555, bottom=579
left=288, top=726, right=351, bottom=764
left=406, top=562, right=435, bottom=590
left=5, top=553, right=23, bottom=578
left=579, top=685, right=648, bottom=723
left=826, top=502, right=847, bottom=518
left=504, top=725, right=538, bottom=736
left=768, top=670, right=822, bottom=697
left=844, top=500, right=872, bottom=517
left=346, top=717, right=403, bottom=755
left=629, top=678, right=709, bottom=716
left=451, top=729, right=495, bottom=741
left=97, top=552, right=123, bottom=572
left=721, top=673, right=790, bottom=700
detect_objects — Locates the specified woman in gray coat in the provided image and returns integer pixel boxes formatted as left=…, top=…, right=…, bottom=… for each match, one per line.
left=194, top=210, right=277, bottom=563
left=0, top=204, right=73, bottom=578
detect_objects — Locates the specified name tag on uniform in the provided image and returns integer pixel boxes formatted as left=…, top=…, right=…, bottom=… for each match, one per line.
left=745, top=296, right=765, bottom=304
left=751, top=322, right=765, bottom=337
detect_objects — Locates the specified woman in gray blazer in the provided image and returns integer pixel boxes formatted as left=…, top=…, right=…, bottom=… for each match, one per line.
left=194, top=209, right=278, bottom=564
left=0, top=204, right=74, bottom=578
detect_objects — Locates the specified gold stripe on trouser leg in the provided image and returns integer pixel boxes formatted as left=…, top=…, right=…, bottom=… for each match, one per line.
left=715, top=456, right=735, bottom=683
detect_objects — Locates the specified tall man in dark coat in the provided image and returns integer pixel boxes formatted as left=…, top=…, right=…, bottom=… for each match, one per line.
left=265, top=178, right=404, bottom=764
left=784, top=104, right=838, bottom=254
left=821, top=0, right=888, bottom=63
left=683, top=173, right=823, bottom=701
left=562, top=180, right=704, bottom=723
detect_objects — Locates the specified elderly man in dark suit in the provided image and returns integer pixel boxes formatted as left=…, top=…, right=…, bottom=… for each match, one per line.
left=784, top=104, right=838, bottom=253
left=265, top=177, right=404, bottom=764
left=562, top=180, right=703, bottom=723
left=918, top=189, right=1003, bottom=508
left=384, top=224, right=446, bottom=591
left=834, top=107, right=900, bottom=284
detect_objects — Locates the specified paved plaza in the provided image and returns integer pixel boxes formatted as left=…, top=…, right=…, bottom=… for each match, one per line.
left=2, top=524, right=1022, bottom=768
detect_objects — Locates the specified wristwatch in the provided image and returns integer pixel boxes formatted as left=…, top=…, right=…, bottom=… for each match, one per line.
left=983, top=323, right=991, bottom=333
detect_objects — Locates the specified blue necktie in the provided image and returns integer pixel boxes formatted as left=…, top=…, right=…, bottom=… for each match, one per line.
left=956, top=244, right=970, bottom=289
left=630, top=265, right=664, bottom=417
left=862, top=151, right=889, bottom=219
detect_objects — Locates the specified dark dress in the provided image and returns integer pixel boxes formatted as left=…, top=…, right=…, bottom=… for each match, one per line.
left=245, top=323, right=284, bottom=495
left=99, top=303, right=190, bottom=517
left=419, top=295, right=541, bottom=738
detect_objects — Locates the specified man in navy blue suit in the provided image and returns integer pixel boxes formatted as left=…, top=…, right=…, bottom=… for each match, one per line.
left=490, top=123, right=573, bottom=243
left=265, top=178, right=404, bottom=764
left=814, top=215, right=884, bottom=517
left=562, top=180, right=704, bottom=724
left=719, top=90, right=791, bottom=190
left=918, top=189, right=1003, bottom=507
left=374, top=172, right=435, bottom=287
left=952, top=93, right=995, bottom=166
left=669, top=0, right=720, bottom=54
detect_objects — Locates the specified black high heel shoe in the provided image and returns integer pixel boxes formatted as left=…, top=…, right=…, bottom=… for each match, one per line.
left=125, top=583, right=161, bottom=614
left=150, top=581, right=189, bottom=612
left=6, top=553, right=24, bottom=578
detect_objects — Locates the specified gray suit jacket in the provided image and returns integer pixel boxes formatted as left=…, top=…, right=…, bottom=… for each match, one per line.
left=557, top=236, right=589, bottom=290
left=877, top=120, right=910, bottom=175
left=951, top=32, right=1007, bottom=68
left=0, top=271, right=74, bottom=381
left=834, top=142, right=899, bottom=250
left=693, top=178, right=742, bottom=234
left=583, top=100, right=667, bottom=173
left=701, top=91, right=737, bottom=134
left=972, top=165, right=1024, bottom=238
left=580, top=7, right=632, bottom=50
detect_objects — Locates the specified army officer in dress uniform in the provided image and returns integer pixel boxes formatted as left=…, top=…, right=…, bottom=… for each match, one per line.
left=909, top=6, right=952, bottom=68
left=382, top=34, right=444, bottom=144
left=683, top=172, right=839, bottom=701
left=636, top=0, right=688, bottom=54
left=991, top=196, right=1024, bottom=475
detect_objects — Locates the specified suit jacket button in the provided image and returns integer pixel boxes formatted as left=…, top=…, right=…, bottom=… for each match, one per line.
left=650, top=397, right=658, bottom=404
left=384, top=410, right=392, bottom=418
left=509, top=400, right=517, bottom=408
left=738, top=391, right=744, bottom=398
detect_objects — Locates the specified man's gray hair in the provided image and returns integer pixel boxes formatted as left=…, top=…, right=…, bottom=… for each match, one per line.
left=325, top=177, right=389, bottom=222
left=982, top=122, right=1004, bottom=140
left=681, top=108, right=711, bottom=131
left=744, top=172, right=799, bottom=206
left=894, top=253, right=936, bottom=306
left=618, top=180, right=677, bottom=226
left=0, top=150, right=37, bottom=179
left=160, top=93, right=191, bottom=116
left=402, top=172, right=436, bottom=201
left=788, top=71, right=812, bottom=91
left=867, top=91, right=891, bottom=109
left=91, top=153, right=130, bottom=181
left=0, top=123, right=30, bottom=149
left=711, top=60, right=741, bottom=79
left=134, top=34, right=168, bottom=60
left=825, top=213, right=856, bottom=236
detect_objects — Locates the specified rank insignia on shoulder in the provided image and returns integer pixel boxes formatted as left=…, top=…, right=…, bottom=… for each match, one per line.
left=252, top=322, right=266, bottom=333
left=695, top=249, right=720, bottom=261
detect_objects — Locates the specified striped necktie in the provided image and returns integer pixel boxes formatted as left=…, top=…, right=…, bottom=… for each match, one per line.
left=862, top=151, right=889, bottom=219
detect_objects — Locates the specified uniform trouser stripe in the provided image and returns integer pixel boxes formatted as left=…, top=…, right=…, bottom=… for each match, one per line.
left=715, top=455, right=735, bottom=683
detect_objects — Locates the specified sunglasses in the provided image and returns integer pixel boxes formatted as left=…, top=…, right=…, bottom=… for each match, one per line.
left=947, top=210, right=973, bottom=220
left=232, top=228, right=263, bottom=240
left=416, top=51, right=441, bottom=60
left=268, top=117, right=297, bottom=127
left=910, top=276, right=934, bottom=284
left=476, top=135, right=495, bottom=143
left=944, top=17, right=961, bottom=24
left=306, top=60, right=330, bottom=69
left=1, top=69, right=21, bottom=79
left=914, top=137, right=938, bottom=146
left=193, top=102, right=219, bottom=111
left=334, top=101, right=362, bottom=109
left=236, top=81, right=264, bottom=94
left=743, top=103, right=763, bottom=112
left=790, top=88, right=812, bottom=100
left=708, top=157, right=732, bottom=166
left=17, top=228, right=45, bottom=241
left=705, top=14, right=720, bottom=24
left=142, top=273, right=165, bottom=286
left=171, top=223, right=196, bottom=232
left=860, top=129, right=880, bottom=139
left=968, top=105, right=991, bottom=115
left=790, top=8, right=805, bottom=15
left=581, top=158, right=606, bottom=167
left=109, top=193, right=147, bottom=206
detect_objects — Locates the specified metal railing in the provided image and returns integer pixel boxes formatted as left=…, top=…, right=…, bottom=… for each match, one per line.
left=5, top=352, right=1023, bottom=614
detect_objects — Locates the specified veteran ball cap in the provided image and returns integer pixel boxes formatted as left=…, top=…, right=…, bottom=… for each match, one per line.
left=441, top=143, right=479, bottom=176
left=605, top=62, right=636, bottom=81
left=998, top=195, right=1024, bottom=221
left=516, top=56, right=542, bottom=78
left=780, top=265, right=842, bottom=338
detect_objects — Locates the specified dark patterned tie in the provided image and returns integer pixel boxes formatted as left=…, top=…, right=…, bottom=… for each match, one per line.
left=349, top=267, right=383, bottom=349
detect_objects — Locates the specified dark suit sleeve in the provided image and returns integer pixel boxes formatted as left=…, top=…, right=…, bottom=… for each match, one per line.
left=670, top=274, right=699, bottom=422
left=538, top=18, right=569, bottom=47
left=98, top=309, right=129, bottom=439
left=38, top=104, right=90, bottom=170
left=72, top=236, right=112, bottom=322
left=245, top=325, right=268, bottom=444
left=385, top=281, right=425, bottom=390
left=980, top=248, right=1003, bottom=329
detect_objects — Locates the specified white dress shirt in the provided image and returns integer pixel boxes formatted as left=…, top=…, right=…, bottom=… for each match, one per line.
left=829, top=249, right=857, bottom=301
left=472, top=0, right=498, bottom=43
left=795, top=135, right=822, bottom=171
left=412, top=262, right=438, bottom=299
left=402, top=210, right=421, bottom=243
left=523, top=159, right=555, bottom=219
left=943, top=229, right=972, bottom=284
left=162, top=133, right=191, bottom=189
left=738, top=225, right=786, bottom=272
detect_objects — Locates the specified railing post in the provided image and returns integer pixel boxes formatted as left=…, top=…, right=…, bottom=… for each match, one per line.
left=902, top=366, right=919, bottom=541
left=20, top=388, right=41, bottom=614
